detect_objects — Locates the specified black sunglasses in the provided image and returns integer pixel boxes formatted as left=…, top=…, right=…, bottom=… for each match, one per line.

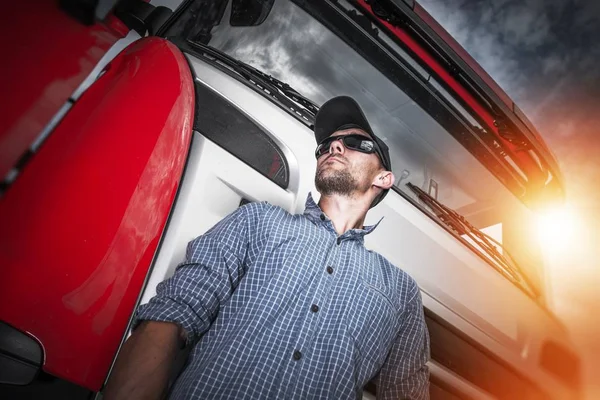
left=315, top=134, right=383, bottom=161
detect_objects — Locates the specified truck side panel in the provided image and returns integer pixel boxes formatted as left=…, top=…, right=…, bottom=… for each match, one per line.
left=0, top=37, right=194, bottom=391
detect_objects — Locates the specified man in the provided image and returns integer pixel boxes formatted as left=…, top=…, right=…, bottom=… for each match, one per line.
left=104, top=96, right=430, bottom=399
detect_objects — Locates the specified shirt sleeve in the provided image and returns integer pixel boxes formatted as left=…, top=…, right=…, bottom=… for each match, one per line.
left=133, top=202, right=270, bottom=345
left=377, top=282, right=430, bottom=400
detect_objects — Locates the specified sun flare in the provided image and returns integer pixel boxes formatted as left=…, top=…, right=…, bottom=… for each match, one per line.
left=536, top=207, right=580, bottom=255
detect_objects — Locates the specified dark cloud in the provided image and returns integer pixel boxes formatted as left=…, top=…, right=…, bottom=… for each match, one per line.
left=419, top=0, right=600, bottom=207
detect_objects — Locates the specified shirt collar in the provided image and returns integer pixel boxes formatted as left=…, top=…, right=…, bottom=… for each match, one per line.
left=303, top=193, right=383, bottom=240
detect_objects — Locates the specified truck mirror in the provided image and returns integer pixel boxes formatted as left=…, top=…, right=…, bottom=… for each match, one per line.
left=114, top=1, right=173, bottom=37
left=230, top=0, right=275, bottom=27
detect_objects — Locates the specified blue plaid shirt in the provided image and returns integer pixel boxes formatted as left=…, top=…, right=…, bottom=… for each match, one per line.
left=135, top=194, right=430, bottom=399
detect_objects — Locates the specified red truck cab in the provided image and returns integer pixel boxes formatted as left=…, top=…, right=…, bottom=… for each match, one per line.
left=0, top=1, right=579, bottom=399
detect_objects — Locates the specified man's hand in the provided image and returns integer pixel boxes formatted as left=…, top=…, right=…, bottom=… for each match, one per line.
left=103, top=320, right=186, bottom=400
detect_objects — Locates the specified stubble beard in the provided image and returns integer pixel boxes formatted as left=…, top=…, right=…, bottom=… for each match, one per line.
left=315, top=167, right=359, bottom=197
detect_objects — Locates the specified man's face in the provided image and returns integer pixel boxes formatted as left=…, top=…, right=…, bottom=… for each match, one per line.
left=315, top=128, right=383, bottom=197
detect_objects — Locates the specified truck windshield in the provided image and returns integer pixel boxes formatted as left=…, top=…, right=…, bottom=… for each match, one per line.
left=169, top=0, right=546, bottom=301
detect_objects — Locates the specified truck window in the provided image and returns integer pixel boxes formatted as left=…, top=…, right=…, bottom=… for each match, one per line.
left=194, top=82, right=289, bottom=189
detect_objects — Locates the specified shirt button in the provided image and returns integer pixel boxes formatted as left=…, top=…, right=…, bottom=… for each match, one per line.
left=326, top=266, right=333, bottom=274
left=310, top=304, right=319, bottom=313
left=336, top=237, right=342, bottom=245
left=293, top=350, right=302, bottom=360
left=320, top=213, right=326, bottom=221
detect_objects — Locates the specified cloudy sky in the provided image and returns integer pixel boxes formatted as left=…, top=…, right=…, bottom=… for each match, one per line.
left=417, top=0, right=600, bottom=394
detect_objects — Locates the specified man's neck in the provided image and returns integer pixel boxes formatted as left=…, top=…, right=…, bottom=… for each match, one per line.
left=318, top=194, right=370, bottom=236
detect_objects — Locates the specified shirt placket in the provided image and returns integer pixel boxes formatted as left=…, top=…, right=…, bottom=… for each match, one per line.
left=284, top=222, right=346, bottom=396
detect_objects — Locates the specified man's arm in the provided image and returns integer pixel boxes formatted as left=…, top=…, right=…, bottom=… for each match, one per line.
left=377, top=284, right=430, bottom=400
left=104, top=202, right=271, bottom=399
left=103, top=321, right=186, bottom=400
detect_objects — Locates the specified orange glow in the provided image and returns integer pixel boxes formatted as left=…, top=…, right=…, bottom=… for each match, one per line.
left=535, top=207, right=580, bottom=255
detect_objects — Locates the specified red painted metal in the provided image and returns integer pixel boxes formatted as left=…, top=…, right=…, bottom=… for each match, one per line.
left=355, top=0, right=544, bottom=183
left=0, top=37, right=195, bottom=390
left=0, top=1, right=126, bottom=181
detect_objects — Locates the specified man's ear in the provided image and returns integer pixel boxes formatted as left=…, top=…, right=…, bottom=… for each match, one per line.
left=373, top=170, right=395, bottom=190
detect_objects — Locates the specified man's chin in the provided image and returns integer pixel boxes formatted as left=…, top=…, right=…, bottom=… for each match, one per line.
left=315, top=173, right=358, bottom=197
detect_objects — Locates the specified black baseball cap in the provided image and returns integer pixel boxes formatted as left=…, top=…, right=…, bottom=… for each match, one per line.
left=314, top=96, right=392, bottom=207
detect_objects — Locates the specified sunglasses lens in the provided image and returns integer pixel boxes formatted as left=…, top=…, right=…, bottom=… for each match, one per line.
left=315, top=142, right=329, bottom=158
left=315, top=135, right=378, bottom=159
left=345, top=135, right=375, bottom=153
left=343, top=135, right=362, bottom=150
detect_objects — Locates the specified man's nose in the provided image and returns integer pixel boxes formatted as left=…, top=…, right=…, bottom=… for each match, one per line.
left=329, top=138, right=345, bottom=155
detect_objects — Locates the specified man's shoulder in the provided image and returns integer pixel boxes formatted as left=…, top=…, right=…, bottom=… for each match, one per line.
left=239, top=201, right=305, bottom=225
left=237, top=201, right=283, bottom=219
left=238, top=200, right=274, bottom=213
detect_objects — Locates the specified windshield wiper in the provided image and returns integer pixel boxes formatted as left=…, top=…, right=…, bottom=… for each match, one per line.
left=405, top=182, right=540, bottom=300
left=180, top=40, right=319, bottom=124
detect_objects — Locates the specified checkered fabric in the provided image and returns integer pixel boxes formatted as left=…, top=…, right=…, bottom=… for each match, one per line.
left=135, top=194, right=430, bottom=399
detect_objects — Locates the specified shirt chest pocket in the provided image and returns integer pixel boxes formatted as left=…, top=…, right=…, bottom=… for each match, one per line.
left=344, top=279, right=397, bottom=370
